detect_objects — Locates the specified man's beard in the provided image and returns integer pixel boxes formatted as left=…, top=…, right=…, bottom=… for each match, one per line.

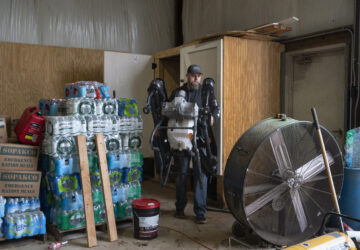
left=189, top=81, right=200, bottom=90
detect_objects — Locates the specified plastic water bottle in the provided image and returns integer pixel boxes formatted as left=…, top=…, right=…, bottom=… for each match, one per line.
left=109, top=115, right=120, bottom=133
left=128, top=132, right=142, bottom=151
left=124, top=201, right=133, bottom=217
left=28, top=212, right=37, bottom=235
left=49, top=156, right=79, bottom=175
left=117, top=201, right=127, bottom=219
left=103, top=115, right=110, bottom=134
left=62, top=209, right=85, bottom=230
left=90, top=172, right=101, bottom=187
left=107, top=152, right=123, bottom=170
left=0, top=218, right=3, bottom=238
left=94, top=204, right=106, bottom=224
left=23, top=198, right=31, bottom=212
left=0, top=196, right=6, bottom=217
left=105, top=134, right=121, bottom=152
left=352, top=131, right=360, bottom=168
left=119, top=184, right=127, bottom=202
left=86, top=84, right=97, bottom=98
left=5, top=198, right=19, bottom=214
left=111, top=185, right=120, bottom=203
left=109, top=170, right=122, bottom=185
left=48, top=241, right=68, bottom=250
left=133, top=181, right=142, bottom=199
left=66, top=98, right=95, bottom=116
left=49, top=174, right=81, bottom=195
left=18, top=214, right=27, bottom=238
left=62, top=177, right=76, bottom=191
left=38, top=211, right=46, bottom=234
left=95, top=99, right=104, bottom=116
left=61, top=190, right=84, bottom=211
left=101, top=99, right=118, bottom=115
left=92, top=186, right=104, bottom=205
left=121, top=134, right=130, bottom=152
left=88, top=152, right=99, bottom=173
left=127, top=182, right=136, bottom=201
left=4, top=214, right=14, bottom=238
left=137, top=115, right=143, bottom=130
left=86, top=134, right=96, bottom=152
left=18, top=198, right=24, bottom=212
left=31, top=197, right=40, bottom=211
left=50, top=136, right=76, bottom=157
left=113, top=203, right=118, bottom=219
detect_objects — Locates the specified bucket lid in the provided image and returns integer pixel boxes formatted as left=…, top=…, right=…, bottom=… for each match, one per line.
left=132, top=198, right=160, bottom=209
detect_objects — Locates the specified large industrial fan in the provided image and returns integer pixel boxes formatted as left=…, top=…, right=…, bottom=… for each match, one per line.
left=224, top=116, right=344, bottom=246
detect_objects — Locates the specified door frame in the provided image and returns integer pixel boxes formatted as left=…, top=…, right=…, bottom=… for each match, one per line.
left=283, top=43, right=349, bottom=141
left=179, top=39, right=224, bottom=175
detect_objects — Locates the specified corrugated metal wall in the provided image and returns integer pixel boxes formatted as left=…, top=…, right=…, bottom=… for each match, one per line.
left=182, top=0, right=354, bottom=42
left=0, top=0, right=176, bottom=54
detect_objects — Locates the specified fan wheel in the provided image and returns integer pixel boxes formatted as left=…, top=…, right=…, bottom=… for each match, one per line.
left=224, top=117, right=344, bottom=246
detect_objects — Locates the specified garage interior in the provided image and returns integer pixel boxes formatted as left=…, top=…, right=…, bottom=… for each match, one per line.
left=0, top=0, right=360, bottom=249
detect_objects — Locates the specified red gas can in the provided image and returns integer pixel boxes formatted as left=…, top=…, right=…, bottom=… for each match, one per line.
left=15, top=107, right=45, bottom=146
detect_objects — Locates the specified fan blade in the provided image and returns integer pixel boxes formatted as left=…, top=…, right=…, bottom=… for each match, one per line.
left=295, top=151, right=334, bottom=183
left=290, top=189, right=307, bottom=232
left=244, top=184, right=277, bottom=195
left=245, top=183, right=288, bottom=216
left=269, top=130, right=293, bottom=177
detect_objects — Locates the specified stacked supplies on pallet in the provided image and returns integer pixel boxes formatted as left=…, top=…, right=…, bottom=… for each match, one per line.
left=0, top=197, right=5, bottom=238
left=2, top=197, right=46, bottom=239
left=345, top=127, right=360, bottom=168
left=39, top=81, right=143, bottom=231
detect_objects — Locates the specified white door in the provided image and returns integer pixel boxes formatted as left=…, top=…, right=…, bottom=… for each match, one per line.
left=285, top=46, right=347, bottom=148
left=104, top=51, right=153, bottom=158
left=180, top=40, right=223, bottom=175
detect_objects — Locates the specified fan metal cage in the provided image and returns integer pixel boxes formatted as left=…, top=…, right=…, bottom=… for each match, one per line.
left=224, top=117, right=344, bottom=246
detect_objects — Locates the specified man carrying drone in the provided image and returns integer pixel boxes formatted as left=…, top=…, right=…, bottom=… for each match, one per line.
left=144, top=64, right=220, bottom=224
left=169, top=65, right=220, bottom=224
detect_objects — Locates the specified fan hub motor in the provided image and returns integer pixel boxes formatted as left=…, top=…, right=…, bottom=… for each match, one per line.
left=286, top=174, right=303, bottom=189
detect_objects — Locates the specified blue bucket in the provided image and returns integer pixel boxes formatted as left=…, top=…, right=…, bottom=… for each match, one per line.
left=339, top=167, right=360, bottom=229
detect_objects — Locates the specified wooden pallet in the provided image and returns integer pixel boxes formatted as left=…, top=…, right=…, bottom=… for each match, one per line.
left=0, top=233, right=47, bottom=243
left=48, top=218, right=132, bottom=242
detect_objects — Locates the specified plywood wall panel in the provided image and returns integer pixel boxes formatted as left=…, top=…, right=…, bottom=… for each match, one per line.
left=0, top=42, right=103, bottom=119
left=222, top=37, right=284, bottom=171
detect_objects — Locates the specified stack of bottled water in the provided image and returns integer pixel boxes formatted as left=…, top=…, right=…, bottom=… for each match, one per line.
left=2, top=197, right=46, bottom=239
left=39, top=99, right=67, bottom=116
left=0, top=196, right=5, bottom=238
left=345, top=127, right=360, bottom=168
left=39, top=82, right=144, bottom=231
left=64, top=81, right=110, bottom=99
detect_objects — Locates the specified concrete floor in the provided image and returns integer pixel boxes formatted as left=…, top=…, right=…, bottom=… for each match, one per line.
left=0, top=180, right=242, bottom=250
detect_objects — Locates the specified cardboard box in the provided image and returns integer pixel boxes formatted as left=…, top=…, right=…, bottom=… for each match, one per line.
left=0, top=170, right=41, bottom=197
left=0, top=143, right=40, bottom=171
left=0, top=119, right=7, bottom=143
left=0, top=115, right=11, bottom=137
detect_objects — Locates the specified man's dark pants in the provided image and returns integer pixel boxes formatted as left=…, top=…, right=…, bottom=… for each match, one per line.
left=173, top=151, right=207, bottom=220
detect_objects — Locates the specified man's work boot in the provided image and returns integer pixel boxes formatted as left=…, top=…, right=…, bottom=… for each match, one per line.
left=174, top=211, right=186, bottom=219
left=195, top=216, right=207, bottom=224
